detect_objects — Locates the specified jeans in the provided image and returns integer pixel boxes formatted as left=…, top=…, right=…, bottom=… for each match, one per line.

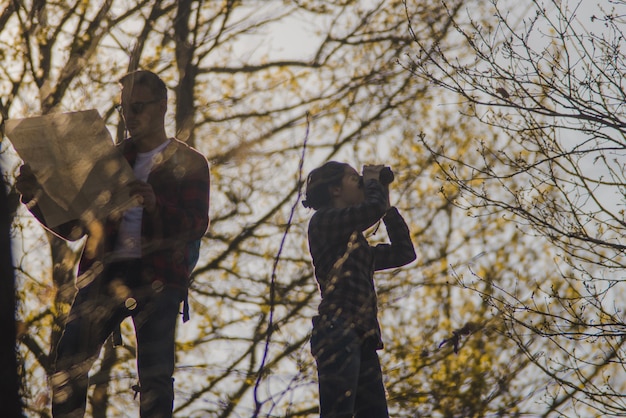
left=310, top=316, right=389, bottom=418
left=51, top=261, right=182, bottom=418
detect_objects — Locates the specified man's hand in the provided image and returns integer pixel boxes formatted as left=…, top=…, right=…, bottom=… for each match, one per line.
left=128, top=180, right=156, bottom=212
left=15, top=164, right=41, bottom=203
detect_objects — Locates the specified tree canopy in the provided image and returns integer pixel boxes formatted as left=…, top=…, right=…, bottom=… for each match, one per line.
left=2, top=0, right=622, bottom=416
left=406, top=0, right=626, bottom=416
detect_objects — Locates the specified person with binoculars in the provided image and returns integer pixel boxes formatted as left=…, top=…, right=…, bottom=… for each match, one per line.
left=303, top=162, right=416, bottom=418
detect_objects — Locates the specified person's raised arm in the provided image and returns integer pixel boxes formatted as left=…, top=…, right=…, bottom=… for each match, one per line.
left=311, top=173, right=388, bottom=243
left=373, top=207, right=416, bottom=271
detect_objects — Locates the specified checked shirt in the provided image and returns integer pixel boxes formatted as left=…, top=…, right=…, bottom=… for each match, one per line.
left=33, top=137, right=210, bottom=292
left=307, top=179, right=416, bottom=348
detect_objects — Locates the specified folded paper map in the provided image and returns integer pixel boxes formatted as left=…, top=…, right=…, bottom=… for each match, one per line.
left=5, top=110, right=137, bottom=227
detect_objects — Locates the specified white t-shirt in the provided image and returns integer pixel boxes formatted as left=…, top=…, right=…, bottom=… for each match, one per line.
left=113, top=140, right=170, bottom=259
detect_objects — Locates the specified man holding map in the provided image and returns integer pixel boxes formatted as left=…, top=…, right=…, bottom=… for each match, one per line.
left=13, top=70, right=210, bottom=418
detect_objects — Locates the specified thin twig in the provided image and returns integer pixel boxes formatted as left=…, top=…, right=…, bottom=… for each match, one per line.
left=252, top=113, right=311, bottom=417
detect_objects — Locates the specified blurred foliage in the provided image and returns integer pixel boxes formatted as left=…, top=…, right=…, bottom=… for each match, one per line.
left=406, top=0, right=626, bottom=416
left=2, top=0, right=617, bottom=417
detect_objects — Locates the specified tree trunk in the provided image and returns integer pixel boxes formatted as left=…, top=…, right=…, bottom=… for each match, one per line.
left=90, top=337, right=118, bottom=418
left=0, top=171, right=23, bottom=417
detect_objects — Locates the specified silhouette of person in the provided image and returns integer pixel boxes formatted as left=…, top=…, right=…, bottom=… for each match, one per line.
left=16, top=70, right=210, bottom=418
left=303, top=161, right=415, bottom=418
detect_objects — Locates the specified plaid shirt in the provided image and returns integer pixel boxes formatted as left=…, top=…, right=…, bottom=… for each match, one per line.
left=307, top=179, right=415, bottom=348
left=35, top=137, right=210, bottom=291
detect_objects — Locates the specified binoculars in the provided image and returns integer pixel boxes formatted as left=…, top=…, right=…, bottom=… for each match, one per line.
left=378, top=166, right=394, bottom=186
left=361, top=167, right=394, bottom=186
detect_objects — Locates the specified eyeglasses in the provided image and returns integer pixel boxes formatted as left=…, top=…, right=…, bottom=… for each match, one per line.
left=115, top=99, right=162, bottom=116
